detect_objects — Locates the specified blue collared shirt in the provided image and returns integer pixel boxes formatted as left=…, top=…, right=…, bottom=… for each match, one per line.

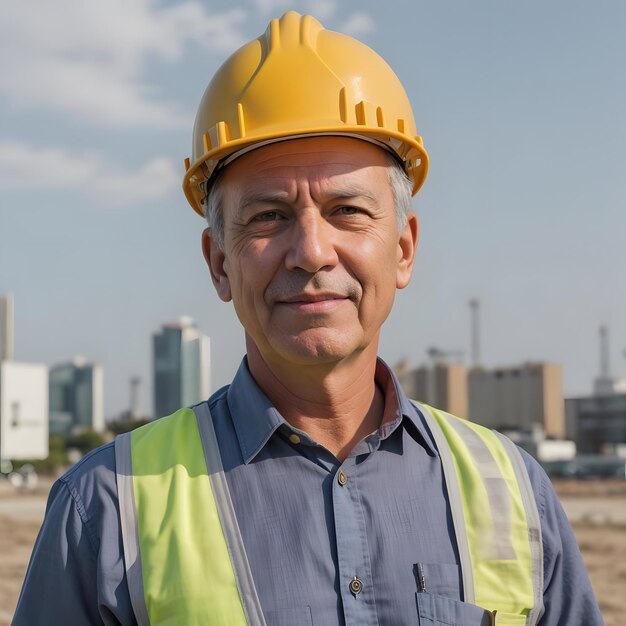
left=13, top=358, right=602, bottom=625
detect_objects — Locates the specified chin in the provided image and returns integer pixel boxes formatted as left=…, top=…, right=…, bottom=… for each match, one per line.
left=266, top=332, right=366, bottom=366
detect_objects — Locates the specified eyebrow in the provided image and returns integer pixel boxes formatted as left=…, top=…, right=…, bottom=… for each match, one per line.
left=325, top=186, right=379, bottom=204
left=236, top=185, right=379, bottom=214
left=238, top=190, right=292, bottom=212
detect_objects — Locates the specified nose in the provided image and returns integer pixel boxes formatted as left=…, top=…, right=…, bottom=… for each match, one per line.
left=284, top=210, right=338, bottom=273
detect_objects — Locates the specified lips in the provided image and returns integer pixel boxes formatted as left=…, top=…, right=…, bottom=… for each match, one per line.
left=279, top=292, right=348, bottom=304
left=276, top=292, right=351, bottom=314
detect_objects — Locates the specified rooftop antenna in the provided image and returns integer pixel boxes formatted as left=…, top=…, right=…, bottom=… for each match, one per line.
left=130, top=376, right=141, bottom=419
left=599, top=324, right=610, bottom=380
left=469, top=298, right=480, bottom=367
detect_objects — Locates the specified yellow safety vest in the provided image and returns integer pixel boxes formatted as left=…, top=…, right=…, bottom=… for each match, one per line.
left=115, top=402, right=543, bottom=626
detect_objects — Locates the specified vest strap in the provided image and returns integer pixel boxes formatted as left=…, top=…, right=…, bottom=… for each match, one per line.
left=117, top=409, right=251, bottom=625
left=115, top=432, right=151, bottom=626
left=415, top=401, right=542, bottom=622
left=445, top=415, right=516, bottom=561
left=193, top=403, right=266, bottom=626
left=417, top=402, right=476, bottom=603
left=494, top=432, right=544, bottom=625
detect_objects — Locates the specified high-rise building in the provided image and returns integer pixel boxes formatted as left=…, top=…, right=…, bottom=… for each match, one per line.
left=153, top=317, right=211, bottom=417
left=49, top=358, right=104, bottom=434
left=0, top=292, right=14, bottom=362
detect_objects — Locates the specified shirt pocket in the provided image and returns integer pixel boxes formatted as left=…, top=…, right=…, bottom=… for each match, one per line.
left=416, top=591, right=492, bottom=626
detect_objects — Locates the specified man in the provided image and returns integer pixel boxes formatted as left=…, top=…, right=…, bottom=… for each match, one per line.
left=15, top=11, right=602, bottom=626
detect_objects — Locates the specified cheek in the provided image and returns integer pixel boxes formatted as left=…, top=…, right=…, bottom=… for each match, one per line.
left=356, top=241, right=401, bottom=304
left=225, top=256, right=274, bottom=319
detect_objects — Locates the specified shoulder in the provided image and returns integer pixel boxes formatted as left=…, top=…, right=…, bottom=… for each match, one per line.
left=60, top=440, right=118, bottom=505
left=50, top=442, right=119, bottom=550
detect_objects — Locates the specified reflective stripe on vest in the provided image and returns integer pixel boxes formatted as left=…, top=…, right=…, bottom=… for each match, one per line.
left=115, top=403, right=543, bottom=625
left=417, top=403, right=544, bottom=625
left=115, top=405, right=265, bottom=626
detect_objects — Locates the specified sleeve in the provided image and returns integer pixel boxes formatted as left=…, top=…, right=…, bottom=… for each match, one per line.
left=519, top=450, right=605, bottom=626
left=12, top=478, right=110, bottom=626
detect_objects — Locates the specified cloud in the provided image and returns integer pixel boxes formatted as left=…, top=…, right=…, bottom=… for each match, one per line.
left=250, top=0, right=336, bottom=21
left=92, top=157, right=179, bottom=205
left=249, top=0, right=292, bottom=16
left=0, top=141, right=178, bottom=205
left=304, top=0, right=336, bottom=20
left=0, top=1, right=247, bottom=129
left=341, top=13, right=376, bottom=38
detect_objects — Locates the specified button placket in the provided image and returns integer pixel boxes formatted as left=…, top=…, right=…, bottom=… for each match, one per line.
left=332, top=462, right=379, bottom=625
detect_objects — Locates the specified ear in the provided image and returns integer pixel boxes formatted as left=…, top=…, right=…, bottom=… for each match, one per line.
left=201, top=228, right=232, bottom=302
left=396, top=212, right=419, bottom=289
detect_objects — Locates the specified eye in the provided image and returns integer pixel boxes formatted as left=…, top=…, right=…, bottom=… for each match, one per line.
left=336, top=206, right=360, bottom=215
left=254, top=211, right=283, bottom=222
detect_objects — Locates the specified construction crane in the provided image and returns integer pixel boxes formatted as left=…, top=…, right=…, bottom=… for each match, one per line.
left=427, top=347, right=464, bottom=364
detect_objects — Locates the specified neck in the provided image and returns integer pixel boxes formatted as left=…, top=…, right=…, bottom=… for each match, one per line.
left=246, top=339, right=384, bottom=462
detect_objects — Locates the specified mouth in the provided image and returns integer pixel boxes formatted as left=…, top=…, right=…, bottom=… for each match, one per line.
left=276, top=292, right=350, bottom=313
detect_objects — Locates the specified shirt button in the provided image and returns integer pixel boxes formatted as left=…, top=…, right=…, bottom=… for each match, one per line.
left=288, top=434, right=301, bottom=444
left=349, top=576, right=363, bottom=596
left=337, top=470, right=347, bottom=486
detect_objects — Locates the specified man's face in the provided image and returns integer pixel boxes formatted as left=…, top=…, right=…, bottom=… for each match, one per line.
left=203, top=136, right=418, bottom=369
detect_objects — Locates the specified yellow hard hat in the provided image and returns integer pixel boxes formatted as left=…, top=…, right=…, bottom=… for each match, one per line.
left=183, top=11, right=429, bottom=216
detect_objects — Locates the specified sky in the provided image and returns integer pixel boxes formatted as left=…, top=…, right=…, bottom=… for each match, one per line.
left=1, top=0, right=625, bottom=419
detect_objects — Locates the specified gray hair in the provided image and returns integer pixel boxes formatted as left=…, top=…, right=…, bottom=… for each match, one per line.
left=203, top=152, right=412, bottom=249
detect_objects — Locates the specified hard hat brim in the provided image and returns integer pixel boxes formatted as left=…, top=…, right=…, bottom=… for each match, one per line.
left=183, top=128, right=429, bottom=217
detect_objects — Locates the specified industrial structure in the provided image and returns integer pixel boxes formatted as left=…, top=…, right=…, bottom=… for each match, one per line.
left=395, top=297, right=569, bottom=458
left=565, top=324, right=626, bottom=454
left=153, top=317, right=211, bottom=417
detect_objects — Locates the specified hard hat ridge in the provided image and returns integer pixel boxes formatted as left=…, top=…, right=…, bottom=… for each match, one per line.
left=183, top=11, right=429, bottom=216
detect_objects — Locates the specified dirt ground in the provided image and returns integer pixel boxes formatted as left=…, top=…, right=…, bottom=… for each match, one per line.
left=0, top=478, right=623, bottom=625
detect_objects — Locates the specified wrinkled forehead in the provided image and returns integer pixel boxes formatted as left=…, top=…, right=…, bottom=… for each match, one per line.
left=218, top=135, right=394, bottom=199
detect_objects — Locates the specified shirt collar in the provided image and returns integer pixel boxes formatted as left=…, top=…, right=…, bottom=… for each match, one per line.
left=226, top=357, right=286, bottom=464
left=226, top=356, right=438, bottom=464
left=375, top=358, right=438, bottom=456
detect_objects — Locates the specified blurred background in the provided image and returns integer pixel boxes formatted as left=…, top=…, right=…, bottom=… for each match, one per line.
left=0, top=1, right=625, bottom=624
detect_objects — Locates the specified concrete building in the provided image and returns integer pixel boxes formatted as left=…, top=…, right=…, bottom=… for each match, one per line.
left=153, top=317, right=211, bottom=418
left=49, top=358, right=104, bottom=434
left=404, top=362, right=468, bottom=419
left=0, top=292, right=14, bottom=361
left=469, top=363, right=565, bottom=438
left=0, top=361, right=48, bottom=461
left=396, top=358, right=565, bottom=438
